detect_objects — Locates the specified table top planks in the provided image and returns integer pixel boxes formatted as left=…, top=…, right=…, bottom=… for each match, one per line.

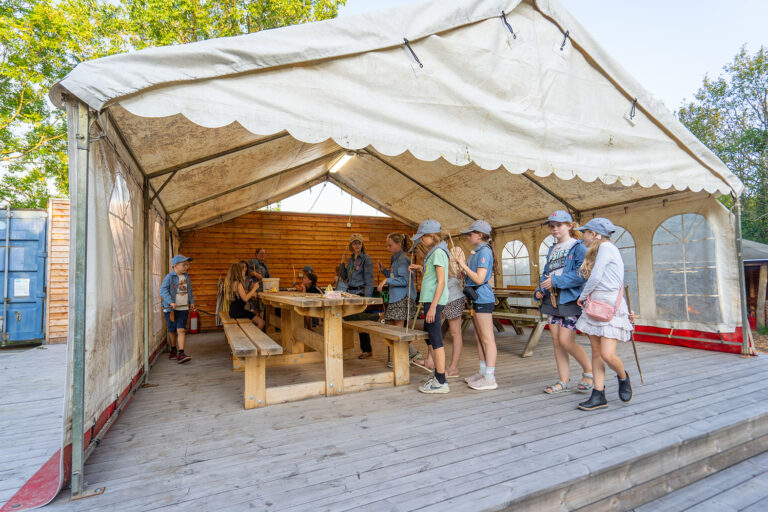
left=258, top=291, right=382, bottom=309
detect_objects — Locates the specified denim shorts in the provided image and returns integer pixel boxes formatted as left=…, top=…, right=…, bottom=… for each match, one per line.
left=472, top=302, right=495, bottom=314
left=164, top=310, right=189, bottom=332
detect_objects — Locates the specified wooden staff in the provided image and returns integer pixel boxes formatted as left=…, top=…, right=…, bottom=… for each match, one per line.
left=624, top=285, right=645, bottom=384
left=406, top=249, right=414, bottom=333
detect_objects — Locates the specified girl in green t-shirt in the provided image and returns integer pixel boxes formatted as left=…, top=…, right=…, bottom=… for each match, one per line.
left=408, top=220, right=450, bottom=394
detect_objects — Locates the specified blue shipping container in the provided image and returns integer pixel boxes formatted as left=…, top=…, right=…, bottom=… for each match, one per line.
left=1, top=208, right=48, bottom=345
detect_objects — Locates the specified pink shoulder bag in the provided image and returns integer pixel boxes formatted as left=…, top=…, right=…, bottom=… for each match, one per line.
left=584, top=284, right=623, bottom=322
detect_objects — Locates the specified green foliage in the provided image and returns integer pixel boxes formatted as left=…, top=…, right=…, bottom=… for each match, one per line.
left=0, top=0, right=345, bottom=208
left=678, top=46, right=768, bottom=243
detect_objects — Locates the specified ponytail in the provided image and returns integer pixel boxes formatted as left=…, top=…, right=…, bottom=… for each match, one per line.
left=482, top=234, right=500, bottom=276
left=387, top=232, right=411, bottom=253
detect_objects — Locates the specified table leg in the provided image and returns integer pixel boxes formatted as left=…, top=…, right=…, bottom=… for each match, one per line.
left=521, top=321, right=546, bottom=358
left=492, top=317, right=505, bottom=333
left=244, top=356, right=266, bottom=409
left=281, top=308, right=303, bottom=353
left=324, top=305, right=344, bottom=396
left=391, top=340, right=410, bottom=386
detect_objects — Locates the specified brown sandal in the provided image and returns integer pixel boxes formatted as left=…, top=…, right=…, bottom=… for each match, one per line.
left=357, top=352, right=372, bottom=359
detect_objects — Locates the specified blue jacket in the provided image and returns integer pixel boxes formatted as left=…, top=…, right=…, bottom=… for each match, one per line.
left=341, top=252, right=374, bottom=296
left=536, top=240, right=586, bottom=305
left=160, top=272, right=195, bottom=311
left=381, top=250, right=416, bottom=303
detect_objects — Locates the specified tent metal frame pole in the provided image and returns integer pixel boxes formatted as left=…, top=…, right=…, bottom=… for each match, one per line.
left=70, top=101, right=90, bottom=499
left=363, top=150, right=478, bottom=221
left=734, top=194, right=752, bottom=355
left=142, top=177, right=152, bottom=385
left=520, top=173, right=580, bottom=216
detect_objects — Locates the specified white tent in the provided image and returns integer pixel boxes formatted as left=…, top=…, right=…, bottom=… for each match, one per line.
left=43, top=0, right=750, bottom=502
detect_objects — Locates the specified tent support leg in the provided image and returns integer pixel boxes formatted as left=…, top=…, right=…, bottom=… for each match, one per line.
left=70, top=101, right=90, bottom=498
left=734, top=194, right=752, bottom=355
left=142, top=177, right=153, bottom=386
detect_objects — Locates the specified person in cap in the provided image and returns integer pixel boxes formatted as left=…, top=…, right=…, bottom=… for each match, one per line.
left=301, top=265, right=314, bottom=274
left=376, top=233, right=422, bottom=363
left=457, top=220, right=499, bottom=391
left=222, top=262, right=266, bottom=329
left=535, top=210, right=593, bottom=395
left=573, top=218, right=634, bottom=411
left=340, top=234, right=375, bottom=358
left=444, top=245, right=467, bottom=379
left=160, top=254, right=196, bottom=363
left=408, top=220, right=451, bottom=393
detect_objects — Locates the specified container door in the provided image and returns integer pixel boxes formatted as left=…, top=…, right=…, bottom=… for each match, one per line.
left=1, top=209, right=48, bottom=345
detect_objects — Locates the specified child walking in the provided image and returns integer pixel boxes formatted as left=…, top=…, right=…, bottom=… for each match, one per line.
left=458, top=220, right=498, bottom=391
left=408, top=220, right=451, bottom=394
left=574, top=218, right=634, bottom=411
left=160, top=254, right=196, bottom=364
left=377, top=233, right=420, bottom=362
left=535, top=210, right=594, bottom=395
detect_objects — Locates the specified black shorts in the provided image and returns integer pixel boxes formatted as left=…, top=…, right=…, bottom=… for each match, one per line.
left=473, top=302, right=494, bottom=314
left=422, top=302, right=445, bottom=349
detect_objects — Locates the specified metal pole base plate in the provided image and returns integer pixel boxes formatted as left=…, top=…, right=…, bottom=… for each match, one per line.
left=71, top=486, right=106, bottom=501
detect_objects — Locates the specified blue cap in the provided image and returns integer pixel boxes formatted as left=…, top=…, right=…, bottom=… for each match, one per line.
left=461, top=220, right=492, bottom=235
left=411, top=219, right=442, bottom=244
left=543, top=210, right=573, bottom=225
left=575, top=218, right=616, bottom=237
left=302, top=265, right=314, bottom=273
left=170, top=254, right=193, bottom=266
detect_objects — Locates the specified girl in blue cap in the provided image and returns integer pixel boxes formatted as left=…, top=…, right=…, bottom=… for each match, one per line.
left=574, top=218, right=634, bottom=411
left=458, top=220, right=499, bottom=391
left=535, top=210, right=594, bottom=395
left=408, top=220, right=451, bottom=394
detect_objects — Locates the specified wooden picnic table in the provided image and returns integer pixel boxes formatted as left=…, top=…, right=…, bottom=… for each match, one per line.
left=255, top=291, right=384, bottom=403
left=451, top=288, right=546, bottom=358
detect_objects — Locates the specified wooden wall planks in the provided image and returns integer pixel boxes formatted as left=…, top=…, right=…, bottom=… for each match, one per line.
left=46, top=198, right=70, bottom=343
left=179, top=210, right=412, bottom=330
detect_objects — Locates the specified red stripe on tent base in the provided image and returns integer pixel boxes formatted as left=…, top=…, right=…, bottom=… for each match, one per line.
left=1, top=341, right=167, bottom=511
left=634, top=325, right=755, bottom=355
left=0, top=445, right=71, bottom=512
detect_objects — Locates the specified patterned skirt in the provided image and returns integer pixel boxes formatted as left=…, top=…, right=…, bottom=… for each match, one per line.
left=385, top=297, right=418, bottom=321
left=442, top=297, right=466, bottom=320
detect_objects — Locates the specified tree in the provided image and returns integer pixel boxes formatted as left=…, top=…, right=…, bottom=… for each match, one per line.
left=678, top=46, right=768, bottom=243
left=0, top=0, right=345, bottom=208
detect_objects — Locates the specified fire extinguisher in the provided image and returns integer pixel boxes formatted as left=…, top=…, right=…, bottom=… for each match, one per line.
left=189, top=309, right=200, bottom=334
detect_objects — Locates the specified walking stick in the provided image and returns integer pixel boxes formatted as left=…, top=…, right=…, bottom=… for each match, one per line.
left=624, top=285, right=645, bottom=384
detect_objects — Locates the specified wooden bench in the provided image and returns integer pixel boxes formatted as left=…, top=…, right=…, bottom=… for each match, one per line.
left=342, top=320, right=428, bottom=386
left=460, top=310, right=546, bottom=358
left=220, top=310, right=283, bottom=409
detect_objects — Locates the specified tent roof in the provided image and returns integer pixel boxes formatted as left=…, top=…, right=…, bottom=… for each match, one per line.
left=51, top=0, right=742, bottom=232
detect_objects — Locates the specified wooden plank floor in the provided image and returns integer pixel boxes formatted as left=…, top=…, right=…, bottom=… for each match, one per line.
left=25, top=326, right=768, bottom=511
left=633, top=450, right=768, bottom=512
left=0, top=344, right=67, bottom=505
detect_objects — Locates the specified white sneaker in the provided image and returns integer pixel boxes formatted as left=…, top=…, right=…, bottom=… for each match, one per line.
left=419, top=378, right=450, bottom=394
left=464, top=372, right=483, bottom=384
left=468, top=376, right=498, bottom=391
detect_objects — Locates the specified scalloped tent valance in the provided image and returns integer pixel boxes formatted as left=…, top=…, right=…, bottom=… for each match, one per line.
left=51, top=0, right=742, bottom=232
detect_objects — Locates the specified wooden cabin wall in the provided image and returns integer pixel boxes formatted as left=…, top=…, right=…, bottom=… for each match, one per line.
left=179, top=211, right=413, bottom=330
left=46, top=198, right=70, bottom=343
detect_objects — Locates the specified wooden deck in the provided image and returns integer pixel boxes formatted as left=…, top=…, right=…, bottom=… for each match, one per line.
left=0, top=344, right=67, bottom=505
left=4, top=326, right=768, bottom=511
left=633, top=450, right=768, bottom=511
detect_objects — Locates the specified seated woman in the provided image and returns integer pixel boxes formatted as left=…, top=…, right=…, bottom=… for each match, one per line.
left=222, top=262, right=265, bottom=329
left=295, top=271, right=322, bottom=294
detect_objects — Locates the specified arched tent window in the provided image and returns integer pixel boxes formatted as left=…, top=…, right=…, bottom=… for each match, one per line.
left=501, top=240, right=530, bottom=287
left=653, top=213, right=721, bottom=323
left=108, top=174, right=135, bottom=373
left=613, top=226, right=639, bottom=315
left=538, top=235, right=556, bottom=275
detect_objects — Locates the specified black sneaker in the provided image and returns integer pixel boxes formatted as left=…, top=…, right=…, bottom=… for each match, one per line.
left=177, top=353, right=191, bottom=364
left=578, top=389, right=607, bottom=411
left=169, top=347, right=177, bottom=359
left=618, top=372, right=633, bottom=403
